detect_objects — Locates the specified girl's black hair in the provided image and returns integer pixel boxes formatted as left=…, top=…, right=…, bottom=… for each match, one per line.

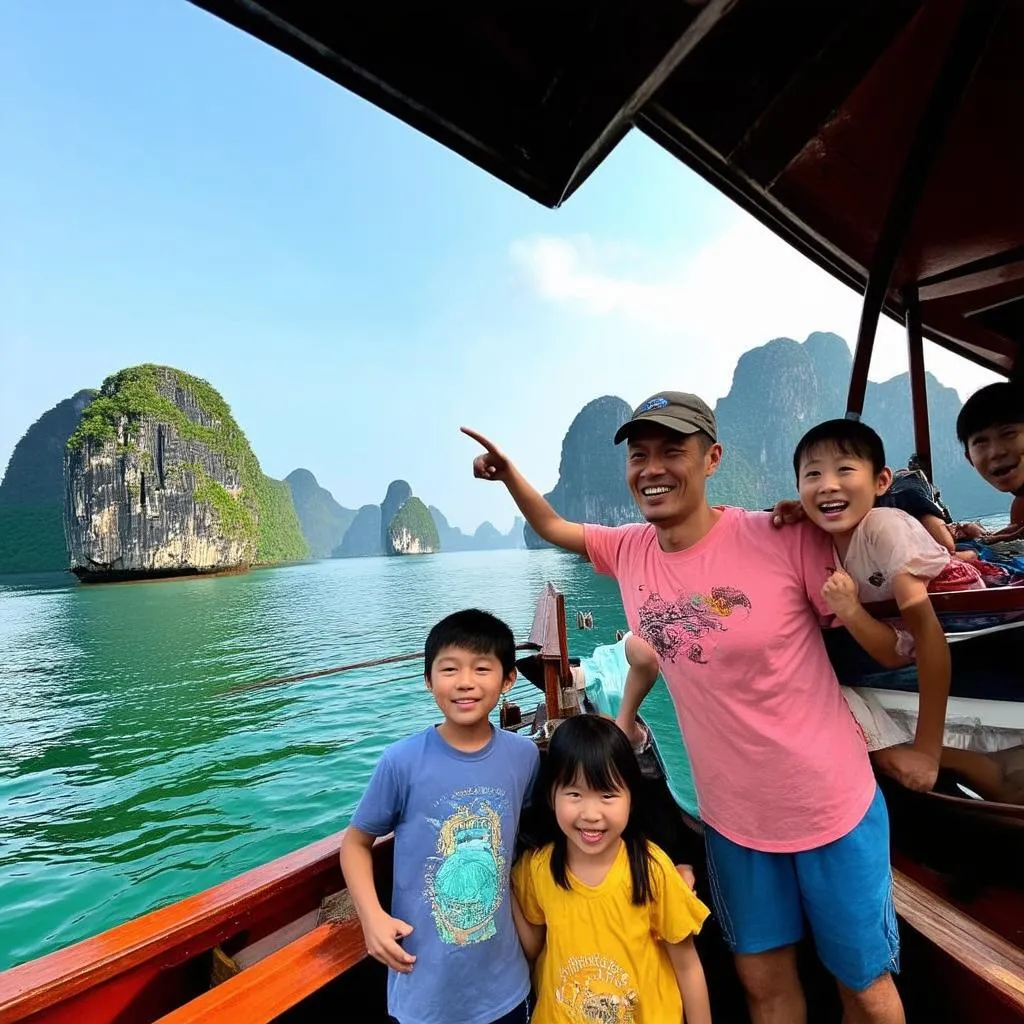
left=523, top=715, right=654, bottom=906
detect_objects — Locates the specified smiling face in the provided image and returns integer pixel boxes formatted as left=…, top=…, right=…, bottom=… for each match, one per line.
left=798, top=442, right=892, bottom=539
left=625, top=425, right=721, bottom=527
left=552, top=771, right=631, bottom=866
left=426, top=645, right=514, bottom=746
left=965, top=422, right=1024, bottom=495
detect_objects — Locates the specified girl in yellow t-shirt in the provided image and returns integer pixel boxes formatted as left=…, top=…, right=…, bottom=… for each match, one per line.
left=511, top=715, right=711, bottom=1023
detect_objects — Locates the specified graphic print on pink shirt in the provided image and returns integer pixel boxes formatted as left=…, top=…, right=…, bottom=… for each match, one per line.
left=636, top=586, right=752, bottom=665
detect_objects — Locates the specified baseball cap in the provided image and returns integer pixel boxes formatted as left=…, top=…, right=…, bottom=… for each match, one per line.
left=613, top=392, right=718, bottom=445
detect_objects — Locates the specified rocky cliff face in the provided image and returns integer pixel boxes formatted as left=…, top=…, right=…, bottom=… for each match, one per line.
left=386, top=496, right=440, bottom=555
left=64, top=365, right=306, bottom=582
left=709, top=331, right=996, bottom=516
left=285, top=468, right=357, bottom=558
left=333, top=504, right=383, bottom=557
left=380, top=480, right=412, bottom=552
left=335, top=481, right=442, bottom=557
left=710, top=332, right=851, bottom=508
left=0, top=389, right=95, bottom=573
left=862, top=373, right=993, bottom=517
left=531, top=333, right=997, bottom=524
left=524, top=396, right=643, bottom=549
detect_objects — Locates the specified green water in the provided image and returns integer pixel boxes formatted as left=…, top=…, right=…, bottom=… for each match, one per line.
left=0, top=550, right=685, bottom=971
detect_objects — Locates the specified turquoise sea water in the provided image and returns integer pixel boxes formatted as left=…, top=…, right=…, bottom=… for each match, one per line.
left=0, top=550, right=671, bottom=970
left=0, top=509, right=1010, bottom=970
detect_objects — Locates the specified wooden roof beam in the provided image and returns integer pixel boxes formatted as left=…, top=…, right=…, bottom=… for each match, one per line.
left=187, top=2, right=558, bottom=204
left=917, top=246, right=1024, bottom=301
left=556, top=0, right=740, bottom=206
left=639, top=103, right=867, bottom=294
left=845, top=0, right=1003, bottom=419
left=731, top=3, right=922, bottom=188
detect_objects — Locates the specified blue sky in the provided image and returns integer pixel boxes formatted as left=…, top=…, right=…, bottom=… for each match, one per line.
left=1, top=1, right=999, bottom=532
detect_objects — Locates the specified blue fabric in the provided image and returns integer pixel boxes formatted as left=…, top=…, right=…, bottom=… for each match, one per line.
left=876, top=474, right=945, bottom=522
left=352, top=725, right=539, bottom=1024
left=703, top=786, right=899, bottom=991
left=957, top=538, right=1024, bottom=575
left=390, top=998, right=529, bottom=1024
left=580, top=634, right=700, bottom=819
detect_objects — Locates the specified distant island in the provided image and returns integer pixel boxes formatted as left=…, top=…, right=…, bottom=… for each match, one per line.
left=0, top=332, right=999, bottom=575
left=64, top=364, right=307, bottom=582
left=0, top=389, right=95, bottom=573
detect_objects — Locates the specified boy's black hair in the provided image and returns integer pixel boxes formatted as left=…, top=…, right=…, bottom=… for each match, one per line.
left=956, top=382, right=1024, bottom=449
left=524, top=715, right=655, bottom=906
left=792, top=418, right=886, bottom=480
left=423, top=608, right=516, bottom=677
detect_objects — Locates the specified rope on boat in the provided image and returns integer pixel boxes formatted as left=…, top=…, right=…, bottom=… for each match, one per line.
left=229, top=642, right=541, bottom=693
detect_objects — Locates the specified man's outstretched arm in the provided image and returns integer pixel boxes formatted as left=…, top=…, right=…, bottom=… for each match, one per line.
left=462, top=426, right=587, bottom=556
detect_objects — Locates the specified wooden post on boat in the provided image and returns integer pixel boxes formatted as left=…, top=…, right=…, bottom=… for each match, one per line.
left=904, top=285, right=934, bottom=482
left=528, top=582, right=575, bottom=723
left=845, top=1, right=1000, bottom=419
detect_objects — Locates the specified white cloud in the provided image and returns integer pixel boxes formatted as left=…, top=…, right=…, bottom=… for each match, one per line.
left=509, top=215, right=1001, bottom=407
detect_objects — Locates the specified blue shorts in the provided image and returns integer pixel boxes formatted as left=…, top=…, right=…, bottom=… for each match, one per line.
left=704, top=786, right=900, bottom=992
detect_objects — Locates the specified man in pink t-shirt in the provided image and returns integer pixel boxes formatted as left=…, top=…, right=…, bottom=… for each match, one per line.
left=463, top=394, right=905, bottom=1024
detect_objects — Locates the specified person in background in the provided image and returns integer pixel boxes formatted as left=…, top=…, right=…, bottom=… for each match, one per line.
left=954, top=382, right=1024, bottom=542
left=877, top=456, right=958, bottom=553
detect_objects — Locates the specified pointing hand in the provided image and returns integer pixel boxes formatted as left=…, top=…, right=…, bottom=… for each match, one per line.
left=461, top=426, right=513, bottom=483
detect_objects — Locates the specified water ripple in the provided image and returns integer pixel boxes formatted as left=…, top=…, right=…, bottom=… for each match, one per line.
left=0, top=549, right=626, bottom=970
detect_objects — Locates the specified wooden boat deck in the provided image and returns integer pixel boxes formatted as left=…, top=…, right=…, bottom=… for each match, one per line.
left=894, top=861, right=1024, bottom=1021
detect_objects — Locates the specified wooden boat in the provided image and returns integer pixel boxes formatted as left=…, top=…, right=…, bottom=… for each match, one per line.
left=2, top=584, right=1022, bottom=1022
left=6, top=0, right=1024, bottom=1020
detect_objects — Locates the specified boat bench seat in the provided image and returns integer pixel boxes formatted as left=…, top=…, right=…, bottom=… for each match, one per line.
left=893, top=869, right=1024, bottom=1013
left=153, top=918, right=367, bottom=1024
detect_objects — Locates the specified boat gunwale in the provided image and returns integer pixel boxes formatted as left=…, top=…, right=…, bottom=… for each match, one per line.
left=0, top=829, right=389, bottom=1021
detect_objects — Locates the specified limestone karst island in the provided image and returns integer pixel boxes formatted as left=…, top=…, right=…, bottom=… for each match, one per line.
left=64, top=365, right=308, bottom=582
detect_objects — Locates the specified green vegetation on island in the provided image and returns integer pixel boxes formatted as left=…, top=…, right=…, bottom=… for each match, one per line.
left=69, top=365, right=307, bottom=565
left=285, top=469, right=357, bottom=558
left=253, top=474, right=310, bottom=563
left=386, top=496, right=440, bottom=554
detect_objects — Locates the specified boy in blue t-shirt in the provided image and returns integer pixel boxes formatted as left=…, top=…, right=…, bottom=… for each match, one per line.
left=341, top=609, right=540, bottom=1024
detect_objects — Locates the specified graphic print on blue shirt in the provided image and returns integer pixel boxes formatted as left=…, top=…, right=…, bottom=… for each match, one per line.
left=426, top=785, right=507, bottom=945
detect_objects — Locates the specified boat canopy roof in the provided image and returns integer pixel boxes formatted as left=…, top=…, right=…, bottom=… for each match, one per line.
left=190, top=0, right=1023, bottom=377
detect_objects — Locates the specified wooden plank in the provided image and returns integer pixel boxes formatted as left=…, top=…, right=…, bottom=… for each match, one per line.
left=904, top=285, right=933, bottom=482
left=0, top=833, right=391, bottom=1024
left=152, top=921, right=367, bottom=1024
left=528, top=585, right=573, bottom=720
left=865, top=584, right=1024, bottom=622
left=553, top=590, right=571, bottom=687
left=528, top=583, right=561, bottom=657
left=892, top=868, right=1024, bottom=1012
